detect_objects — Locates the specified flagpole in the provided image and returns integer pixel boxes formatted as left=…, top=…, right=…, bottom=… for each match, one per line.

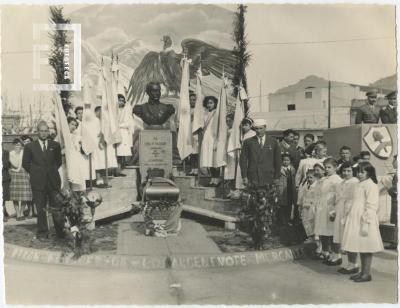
left=104, top=142, right=110, bottom=187
left=197, top=130, right=202, bottom=186
left=89, top=154, right=93, bottom=191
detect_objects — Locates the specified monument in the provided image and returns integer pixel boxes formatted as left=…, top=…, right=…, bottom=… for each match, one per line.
left=133, top=81, right=182, bottom=236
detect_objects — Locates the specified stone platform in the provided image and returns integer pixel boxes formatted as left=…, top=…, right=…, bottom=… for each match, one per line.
left=117, top=217, right=221, bottom=256
left=93, top=166, right=138, bottom=221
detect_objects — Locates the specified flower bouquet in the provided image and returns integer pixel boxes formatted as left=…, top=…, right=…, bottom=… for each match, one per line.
left=238, top=184, right=279, bottom=250
left=52, top=188, right=102, bottom=258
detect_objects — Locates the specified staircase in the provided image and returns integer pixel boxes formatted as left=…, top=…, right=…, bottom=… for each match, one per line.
left=173, top=175, right=241, bottom=230
left=93, top=167, right=138, bottom=221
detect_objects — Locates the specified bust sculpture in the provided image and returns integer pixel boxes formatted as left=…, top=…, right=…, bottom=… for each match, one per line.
left=133, top=82, right=175, bottom=128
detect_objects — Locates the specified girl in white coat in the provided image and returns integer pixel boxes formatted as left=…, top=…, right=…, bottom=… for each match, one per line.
left=200, top=96, right=220, bottom=186
left=342, top=162, right=383, bottom=282
left=327, top=162, right=359, bottom=267
left=312, top=163, right=325, bottom=256
left=298, top=169, right=317, bottom=241
left=314, top=158, right=342, bottom=261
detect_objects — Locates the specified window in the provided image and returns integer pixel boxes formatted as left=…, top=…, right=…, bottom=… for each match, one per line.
left=305, top=91, right=312, bottom=99
left=287, top=104, right=296, bottom=111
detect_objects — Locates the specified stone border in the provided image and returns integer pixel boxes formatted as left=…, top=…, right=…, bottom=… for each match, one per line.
left=4, top=243, right=315, bottom=271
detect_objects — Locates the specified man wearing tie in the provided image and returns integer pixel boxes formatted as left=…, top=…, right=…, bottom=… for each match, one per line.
left=22, top=121, right=64, bottom=239
left=240, top=119, right=282, bottom=188
left=380, top=91, right=397, bottom=124
left=355, top=90, right=381, bottom=124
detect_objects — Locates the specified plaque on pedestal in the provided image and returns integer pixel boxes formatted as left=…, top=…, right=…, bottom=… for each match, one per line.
left=139, top=130, right=173, bottom=181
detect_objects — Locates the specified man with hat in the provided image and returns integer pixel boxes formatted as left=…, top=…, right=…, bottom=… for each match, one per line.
left=355, top=89, right=381, bottom=124
left=239, top=118, right=281, bottom=187
left=380, top=91, right=397, bottom=124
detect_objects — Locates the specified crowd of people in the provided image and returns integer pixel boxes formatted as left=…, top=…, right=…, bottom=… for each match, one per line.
left=1, top=82, right=397, bottom=275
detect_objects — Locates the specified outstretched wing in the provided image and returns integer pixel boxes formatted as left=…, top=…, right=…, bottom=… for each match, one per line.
left=181, top=39, right=237, bottom=80
left=160, top=49, right=182, bottom=93
left=127, top=52, right=164, bottom=104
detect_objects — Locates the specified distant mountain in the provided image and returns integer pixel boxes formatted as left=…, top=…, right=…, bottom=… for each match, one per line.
left=370, top=74, right=397, bottom=91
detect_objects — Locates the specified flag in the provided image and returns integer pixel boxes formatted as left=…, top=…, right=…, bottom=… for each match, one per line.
left=98, top=63, right=120, bottom=145
left=214, top=76, right=229, bottom=167
left=177, top=57, right=193, bottom=160
left=110, top=54, right=122, bottom=143
left=81, top=75, right=98, bottom=155
left=53, top=94, right=84, bottom=188
left=227, top=94, right=244, bottom=155
left=192, top=66, right=204, bottom=134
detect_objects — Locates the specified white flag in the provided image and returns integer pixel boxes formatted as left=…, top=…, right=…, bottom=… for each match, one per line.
left=227, top=94, right=244, bottom=155
left=214, top=77, right=229, bottom=167
left=192, top=67, right=204, bottom=134
left=53, top=94, right=85, bottom=188
left=177, top=57, right=193, bottom=160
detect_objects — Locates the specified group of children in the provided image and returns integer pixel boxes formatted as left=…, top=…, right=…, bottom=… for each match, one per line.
left=297, top=158, right=385, bottom=283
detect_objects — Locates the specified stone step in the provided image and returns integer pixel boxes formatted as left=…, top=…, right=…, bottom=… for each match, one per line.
left=174, top=176, right=217, bottom=199
left=174, top=175, right=242, bottom=229
left=93, top=168, right=138, bottom=222
left=182, top=204, right=239, bottom=230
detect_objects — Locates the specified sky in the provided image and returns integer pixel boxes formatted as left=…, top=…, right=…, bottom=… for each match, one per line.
left=1, top=3, right=397, bottom=115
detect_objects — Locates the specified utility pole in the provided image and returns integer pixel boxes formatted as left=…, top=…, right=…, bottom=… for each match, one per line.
left=328, top=80, right=331, bottom=129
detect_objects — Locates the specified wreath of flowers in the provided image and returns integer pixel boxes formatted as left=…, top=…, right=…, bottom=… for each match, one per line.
left=51, top=188, right=102, bottom=258
left=238, top=184, right=279, bottom=250
left=142, top=200, right=179, bottom=237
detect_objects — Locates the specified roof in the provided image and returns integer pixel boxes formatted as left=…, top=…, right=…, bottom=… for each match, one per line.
left=250, top=108, right=350, bottom=130
left=272, top=75, right=351, bottom=95
left=369, top=74, right=397, bottom=91
left=271, top=74, right=394, bottom=96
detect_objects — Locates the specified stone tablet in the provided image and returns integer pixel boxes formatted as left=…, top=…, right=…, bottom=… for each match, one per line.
left=139, top=130, right=172, bottom=181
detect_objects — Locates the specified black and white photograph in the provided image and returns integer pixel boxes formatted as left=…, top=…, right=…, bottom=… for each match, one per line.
left=0, top=2, right=398, bottom=305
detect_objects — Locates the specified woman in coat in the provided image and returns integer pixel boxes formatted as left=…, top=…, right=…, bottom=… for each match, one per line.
left=200, top=96, right=220, bottom=186
left=9, top=138, right=32, bottom=220
left=342, top=162, right=384, bottom=282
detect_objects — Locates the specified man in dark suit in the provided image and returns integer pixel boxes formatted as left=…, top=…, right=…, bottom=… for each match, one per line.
left=240, top=119, right=281, bottom=187
left=22, top=121, right=64, bottom=239
left=355, top=90, right=381, bottom=124
left=380, top=91, right=397, bottom=124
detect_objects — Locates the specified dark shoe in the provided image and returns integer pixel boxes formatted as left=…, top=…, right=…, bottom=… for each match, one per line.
left=350, top=272, right=362, bottom=280
left=96, top=183, right=111, bottom=188
left=338, top=267, right=359, bottom=274
left=16, top=216, right=25, bottom=221
left=115, top=173, right=127, bottom=177
left=386, top=243, right=397, bottom=250
left=23, top=209, right=30, bottom=217
left=325, top=258, right=342, bottom=266
left=353, top=274, right=372, bottom=283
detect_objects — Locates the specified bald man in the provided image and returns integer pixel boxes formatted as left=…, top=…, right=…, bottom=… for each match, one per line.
left=22, top=121, right=64, bottom=239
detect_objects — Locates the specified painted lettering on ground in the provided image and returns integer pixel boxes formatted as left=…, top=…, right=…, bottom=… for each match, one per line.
left=170, top=247, right=305, bottom=269
left=6, top=245, right=307, bottom=270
